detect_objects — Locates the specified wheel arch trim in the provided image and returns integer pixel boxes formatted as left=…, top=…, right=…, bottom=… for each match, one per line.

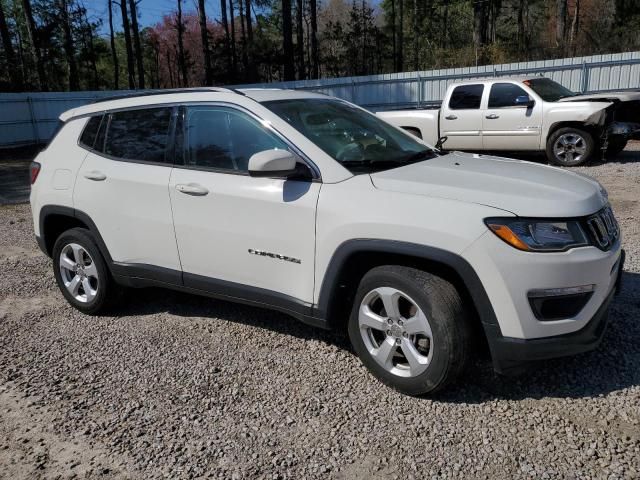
left=314, top=239, right=499, bottom=328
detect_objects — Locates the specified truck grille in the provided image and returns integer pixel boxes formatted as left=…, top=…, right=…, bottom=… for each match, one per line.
left=585, top=206, right=619, bottom=251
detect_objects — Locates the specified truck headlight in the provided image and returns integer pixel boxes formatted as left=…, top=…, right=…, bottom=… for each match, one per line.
left=485, top=218, right=589, bottom=252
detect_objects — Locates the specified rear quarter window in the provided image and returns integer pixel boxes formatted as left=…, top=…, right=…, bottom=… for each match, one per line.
left=79, top=115, right=103, bottom=149
left=448, top=84, right=484, bottom=110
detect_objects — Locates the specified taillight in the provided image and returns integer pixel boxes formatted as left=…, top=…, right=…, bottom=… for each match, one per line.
left=30, top=162, right=41, bottom=184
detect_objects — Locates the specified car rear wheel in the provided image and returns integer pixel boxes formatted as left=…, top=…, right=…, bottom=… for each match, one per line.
left=52, top=228, right=119, bottom=314
left=546, top=127, right=595, bottom=166
left=348, top=265, right=472, bottom=396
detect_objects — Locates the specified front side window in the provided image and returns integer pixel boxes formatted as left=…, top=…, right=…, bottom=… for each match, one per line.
left=488, top=83, right=530, bottom=108
left=448, top=84, right=484, bottom=110
left=104, top=107, right=173, bottom=163
left=263, top=98, right=436, bottom=174
left=178, top=106, right=288, bottom=172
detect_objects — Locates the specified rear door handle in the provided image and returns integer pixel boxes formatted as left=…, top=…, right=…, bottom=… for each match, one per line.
left=485, top=114, right=500, bottom=119
left=83, top=171, right=106, bottom=181
left=445, top=115, right=458, bottom=120
left=176, top=183, right=209, bottom=196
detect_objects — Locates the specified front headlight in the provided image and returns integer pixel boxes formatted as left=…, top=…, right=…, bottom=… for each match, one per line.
left=485, top=218, right=589, bottom=252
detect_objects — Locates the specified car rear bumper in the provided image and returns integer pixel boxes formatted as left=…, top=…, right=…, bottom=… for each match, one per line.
left=485, top=249, right=624, bottom=375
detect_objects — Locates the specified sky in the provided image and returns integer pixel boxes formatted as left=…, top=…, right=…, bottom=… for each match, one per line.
left=82, top=0, right=224, bottom=35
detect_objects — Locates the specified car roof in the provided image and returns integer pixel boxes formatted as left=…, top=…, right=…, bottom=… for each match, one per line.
left=59, top=87, right=329, bottom=122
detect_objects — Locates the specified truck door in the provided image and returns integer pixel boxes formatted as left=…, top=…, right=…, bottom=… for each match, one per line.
left=440, top=84, right=484, bottom=150
left=482, top=82, right=543, bottom=150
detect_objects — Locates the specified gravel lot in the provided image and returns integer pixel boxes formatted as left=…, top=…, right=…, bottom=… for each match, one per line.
left=1, top=145, right=639, bottom=479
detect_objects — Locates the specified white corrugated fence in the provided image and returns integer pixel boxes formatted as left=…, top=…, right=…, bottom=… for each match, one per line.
left=1, top=51, right=639, bottom=147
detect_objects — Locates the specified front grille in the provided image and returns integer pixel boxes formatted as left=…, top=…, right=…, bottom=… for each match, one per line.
left=585, top=206, right=619, bottom=251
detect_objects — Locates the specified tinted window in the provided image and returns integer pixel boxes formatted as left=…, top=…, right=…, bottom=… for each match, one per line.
left=181, top=107, right=288, bottom=172
left=104, top=107, right=173, bottom=162
left=79, top=116, right=102, bottom=149
left=448, top=84, right=484, bottom=110
left=488, top=83, right=530, bottom=108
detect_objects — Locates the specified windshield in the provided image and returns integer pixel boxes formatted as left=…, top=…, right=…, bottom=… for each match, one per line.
left=524, top=78, right=577, bottom=102
left=262, top=98, right=437, bottom=174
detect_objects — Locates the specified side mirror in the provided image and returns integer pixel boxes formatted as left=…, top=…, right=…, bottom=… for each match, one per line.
left=248, top=149, right=299, bottom=178
left=514, top=95, right=535, bottom=108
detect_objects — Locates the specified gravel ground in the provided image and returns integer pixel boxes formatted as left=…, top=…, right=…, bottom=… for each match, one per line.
left=0, top=145, right=639, bottom=479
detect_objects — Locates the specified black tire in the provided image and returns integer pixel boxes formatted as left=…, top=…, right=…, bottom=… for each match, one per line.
left=52, top=227, right=120, bottom=315
left=348, top=265, right=472, bottom=396
left=606, top=138, right=627, bottom=157
left=546, top=127, right=595, bottom=166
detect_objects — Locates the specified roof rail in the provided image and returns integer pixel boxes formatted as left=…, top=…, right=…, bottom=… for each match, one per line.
left=90, top=87, right=232, bottom=104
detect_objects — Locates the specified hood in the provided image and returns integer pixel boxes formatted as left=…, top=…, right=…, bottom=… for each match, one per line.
left=370, top=152, right=606, bottom=217
left=558, top=91, right=640, bottom=103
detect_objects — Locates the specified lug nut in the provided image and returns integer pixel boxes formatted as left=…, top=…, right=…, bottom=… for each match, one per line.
left=402, top=332, right=408, bottom=338
left=396, top=338, right=402, bottom=345
left=397, top=320, right=404, bottom=326
left=387, top=318, right=393, bottom=325
left=386, top=330, right=392, bottom=336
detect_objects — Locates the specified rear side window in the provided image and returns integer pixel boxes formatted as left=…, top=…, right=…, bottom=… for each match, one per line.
left=104, top=107, right=173, bottom=163
left=488, top=83, right=529, bottom=108
left=448, top=84, right=484, bottom=110
left=79, top=116, right=102, bottom=149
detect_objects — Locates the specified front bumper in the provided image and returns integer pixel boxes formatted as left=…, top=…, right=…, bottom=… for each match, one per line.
left=485, top=249, right=625, bottom=375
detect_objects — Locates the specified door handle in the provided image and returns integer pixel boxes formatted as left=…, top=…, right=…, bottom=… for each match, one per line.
left=176, top=183, right=209, bottom=196
left=83, top=171, right=106, bottom=181
left=485, top=114, right=500, bottom=119
left=445, top=115, right=458, bottom=120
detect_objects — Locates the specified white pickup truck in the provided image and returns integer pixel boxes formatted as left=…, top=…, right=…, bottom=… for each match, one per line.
left=377, top=77, right=640, bottom=166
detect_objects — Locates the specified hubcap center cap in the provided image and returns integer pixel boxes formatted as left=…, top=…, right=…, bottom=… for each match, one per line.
left=390, top=324, right=404, bottom=338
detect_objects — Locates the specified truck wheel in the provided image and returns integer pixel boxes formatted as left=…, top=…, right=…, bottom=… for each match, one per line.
left=348, top=265, right=472, bottom=396
left=52, top=228, right=120, bottom=315
left=546, top=127, right=595, bottom=166
left=606, top=138, right=627, bottom=157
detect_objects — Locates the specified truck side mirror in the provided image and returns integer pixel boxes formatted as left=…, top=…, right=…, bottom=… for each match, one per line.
left=515, top=95, right=535, bottom=108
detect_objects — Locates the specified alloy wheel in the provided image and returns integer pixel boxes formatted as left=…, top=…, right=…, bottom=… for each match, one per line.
left=554, top=133, right=587, bottom=164
left=59, top=243, right=99, bottom=303
left=358, top=287, right=434, bottom=377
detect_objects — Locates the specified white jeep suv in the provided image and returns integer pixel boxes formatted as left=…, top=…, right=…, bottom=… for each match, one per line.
left=30, top=88, right=625, bottom=395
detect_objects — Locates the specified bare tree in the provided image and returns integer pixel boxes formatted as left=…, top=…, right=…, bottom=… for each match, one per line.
left=229, top=0, right=237, bottom=78
left=219, top=0, right=233, bottom=81
left=81, top=5, right=99, bottom=89
left=0, top=1, right=23, bottom=90
left=119, top=0, right=136, bottom=88
left=197, top=0, right=213, bottom=85
left=282, top=0, right=294, bottom=80
left=108, top=0, right=119, bottom=89
left=556, top=0, right=567, bottom=50
left=176, top=0, right=188, bottom=86
left=244, top=0, right=257, bottom=81
left=397, top=0, right=403, bottom=71
left=295, top=0, right=304, bottom=79
left=59, top=0, right=79, bottom=90
left=309, top=0, right=318, bottom=78
left=128, top=0, right=145, bottom=88
left=21, top=0, right=47, bottom=90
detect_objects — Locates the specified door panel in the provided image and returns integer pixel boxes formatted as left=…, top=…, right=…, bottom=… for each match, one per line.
left=73, top=107, right=180, bottom=271
left=74, top=152, right=180, bottom=270
left=169, top=105, right=319, bottom=304
left=482, top=83, right=543, bottom=150
left=440, top=84, right=485, bottom=150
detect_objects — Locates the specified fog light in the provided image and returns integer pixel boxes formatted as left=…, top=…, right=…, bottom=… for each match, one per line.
left=528, top=285, right=595, bottom=321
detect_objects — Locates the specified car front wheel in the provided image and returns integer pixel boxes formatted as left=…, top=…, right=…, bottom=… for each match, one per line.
left=348, top=265, right=472, bottom=396
left=546, top=127, right=595, bottom=166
